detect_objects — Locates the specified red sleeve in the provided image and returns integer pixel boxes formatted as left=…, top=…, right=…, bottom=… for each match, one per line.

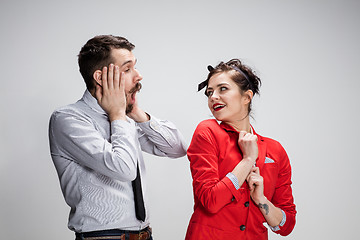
left=271, top=145, right=297, bottom=236
left=188, top=123, right=243, bottom=214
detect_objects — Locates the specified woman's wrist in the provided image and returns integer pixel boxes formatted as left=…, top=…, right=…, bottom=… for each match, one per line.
left=256, top=196, right=269, bottom=214
left=242, top=156, right=256, bottom=165
left=256, top=196, right=267, bottom=205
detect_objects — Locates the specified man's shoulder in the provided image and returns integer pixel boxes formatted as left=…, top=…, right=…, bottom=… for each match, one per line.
left=51, top=100, right=83, bottom=116
left=49, top=99, right=92, bottom=126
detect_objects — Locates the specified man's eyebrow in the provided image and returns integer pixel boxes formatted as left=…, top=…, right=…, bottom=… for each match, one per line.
left=121, top=58, right=137, bottom=67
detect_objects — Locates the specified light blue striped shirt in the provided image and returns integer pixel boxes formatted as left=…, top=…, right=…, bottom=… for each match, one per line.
left=49, top=90, right=187, bottom=233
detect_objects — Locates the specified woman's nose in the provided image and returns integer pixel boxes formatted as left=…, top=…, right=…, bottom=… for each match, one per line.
left=210, top=91, right=219, bottom=100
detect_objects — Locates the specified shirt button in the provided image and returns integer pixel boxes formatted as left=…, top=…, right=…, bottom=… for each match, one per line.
left=150, top=121, right=160, bottom=131
left=240, top=225, right=246, bottom=231
left=244, top=201, right=249, bottom=207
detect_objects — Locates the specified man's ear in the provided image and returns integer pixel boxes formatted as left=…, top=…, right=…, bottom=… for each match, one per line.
left=93, top=70, right=102, bottom=86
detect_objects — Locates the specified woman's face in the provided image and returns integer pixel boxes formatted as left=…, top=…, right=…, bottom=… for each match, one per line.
left=206, top=72, right=250, bottom=123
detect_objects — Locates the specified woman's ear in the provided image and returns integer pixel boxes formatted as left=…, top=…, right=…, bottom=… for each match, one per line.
left=244, top=89, right=254, bottom=104
left=93, top=70, right=102, bottom=86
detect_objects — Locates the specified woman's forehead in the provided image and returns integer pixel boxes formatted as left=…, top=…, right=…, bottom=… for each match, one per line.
left=208, top=72, right=234, bottom=87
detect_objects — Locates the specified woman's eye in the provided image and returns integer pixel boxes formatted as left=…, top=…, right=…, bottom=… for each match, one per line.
left=220, top=86, right=227, bottom=91
left=206, top=91, right=213, bottom=97
left=124, top=68, right=130, bottom=72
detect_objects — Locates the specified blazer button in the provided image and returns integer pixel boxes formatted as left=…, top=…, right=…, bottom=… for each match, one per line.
left=231, top=196, right=235, bottom=202
left=244, top=201, right=249, bottom=207
left=240, top=225, right=246, bottom=231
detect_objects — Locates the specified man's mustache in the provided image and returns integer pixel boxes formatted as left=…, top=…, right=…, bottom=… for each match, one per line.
left=129, top=82, right=142, bottom=94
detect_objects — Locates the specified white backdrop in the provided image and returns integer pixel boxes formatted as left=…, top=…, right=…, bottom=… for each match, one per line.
left=1, top=0, right=359, bottom=239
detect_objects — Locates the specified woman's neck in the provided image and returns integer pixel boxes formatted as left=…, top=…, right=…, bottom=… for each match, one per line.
left=225, top=116, right=251, bottom=133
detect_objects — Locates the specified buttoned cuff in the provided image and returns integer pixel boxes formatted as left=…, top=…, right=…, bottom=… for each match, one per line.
left=269, top=209, right=286, bottom=232
left=137, top=115, right=176, bottom=146
left=111, top=119, right=136, bottom=135
left=226, top=172, right=240, bottom=190
left=222, top=176, right=243, bottom=202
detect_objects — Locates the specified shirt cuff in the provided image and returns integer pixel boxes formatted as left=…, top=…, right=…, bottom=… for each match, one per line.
left=111, top=119, right=135, bottom=134
left=226, top=172, right=240, bottom=190
left=137, top=115, right=176, bottom=145
left=269, top=209, right=286, bottom=232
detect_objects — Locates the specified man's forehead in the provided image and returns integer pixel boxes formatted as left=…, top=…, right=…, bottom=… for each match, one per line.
left=111, top=48, right=135, bottom=66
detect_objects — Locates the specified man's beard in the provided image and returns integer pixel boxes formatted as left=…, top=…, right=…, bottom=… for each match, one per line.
left=125, top=82, right=142, bottom=114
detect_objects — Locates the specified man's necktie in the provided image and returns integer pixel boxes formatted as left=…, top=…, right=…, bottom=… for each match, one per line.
left=132, top=164, right=146, bottom=221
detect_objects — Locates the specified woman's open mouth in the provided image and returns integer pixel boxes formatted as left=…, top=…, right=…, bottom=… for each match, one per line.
left=213, top=103, right=226, bottom=111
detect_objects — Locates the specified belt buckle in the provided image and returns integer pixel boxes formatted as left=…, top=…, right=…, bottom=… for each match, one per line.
left=138, top=230, right=148, bottom=240
left=138, top=231, right=145, bottom=240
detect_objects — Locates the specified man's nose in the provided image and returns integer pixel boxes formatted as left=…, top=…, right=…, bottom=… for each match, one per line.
left=134, top=69, right=143, bottom=82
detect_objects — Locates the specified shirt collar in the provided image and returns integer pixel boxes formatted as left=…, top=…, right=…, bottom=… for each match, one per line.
left=82, top=90, right=107, bottom=115
left=220, top=121, right=256, bottom=135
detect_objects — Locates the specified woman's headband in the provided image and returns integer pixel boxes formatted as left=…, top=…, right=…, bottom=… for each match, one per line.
left=197, top=65, right=253, bottom=92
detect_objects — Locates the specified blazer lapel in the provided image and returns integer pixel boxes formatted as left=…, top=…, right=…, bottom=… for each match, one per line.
left=256, top=138, right=267, bottom=169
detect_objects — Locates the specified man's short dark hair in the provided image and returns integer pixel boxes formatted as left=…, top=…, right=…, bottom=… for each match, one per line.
left=78, top=35, right=135, bottom=90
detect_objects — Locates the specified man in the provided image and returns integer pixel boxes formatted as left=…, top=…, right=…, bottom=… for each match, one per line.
left=49, top=35, right=187, bottom=240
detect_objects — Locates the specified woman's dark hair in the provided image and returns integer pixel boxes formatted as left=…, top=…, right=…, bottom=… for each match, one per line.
left=78, top=35, right=135, bottom=90
left=205, top=58, right=261, bottom=114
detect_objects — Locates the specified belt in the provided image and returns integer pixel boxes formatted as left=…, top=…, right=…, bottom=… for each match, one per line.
left=75, top=227, right=152, bottom=240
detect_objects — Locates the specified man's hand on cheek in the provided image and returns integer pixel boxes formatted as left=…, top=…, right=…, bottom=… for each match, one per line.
left=126, top=94, right=149, bottom=123
left=95, top=64, right=127, bottom=121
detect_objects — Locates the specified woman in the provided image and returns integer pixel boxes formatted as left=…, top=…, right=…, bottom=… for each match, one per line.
left=185, top=59, right=296, bottom=240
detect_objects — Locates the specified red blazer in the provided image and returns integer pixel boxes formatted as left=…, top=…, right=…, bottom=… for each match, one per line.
left=185, top=120, right=296, bottom=240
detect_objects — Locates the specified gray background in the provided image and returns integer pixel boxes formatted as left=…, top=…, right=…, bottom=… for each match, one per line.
left=1, top=0, right=359, bottom=239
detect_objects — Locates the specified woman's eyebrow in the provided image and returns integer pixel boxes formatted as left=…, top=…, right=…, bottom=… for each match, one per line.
left=207, top=83, right=230, bottom=89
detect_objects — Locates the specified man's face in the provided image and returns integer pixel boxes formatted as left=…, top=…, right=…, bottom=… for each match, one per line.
left=110, top=48, right=143, bottom=113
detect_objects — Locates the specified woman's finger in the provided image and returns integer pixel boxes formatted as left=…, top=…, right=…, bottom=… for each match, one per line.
left=239, top=131, right=247, bottom=140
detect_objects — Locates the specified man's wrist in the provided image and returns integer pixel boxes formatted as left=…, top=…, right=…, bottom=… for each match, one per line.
left=109, top=112, right=126, bottom=122
left=128, top=110, right=149, bottom=123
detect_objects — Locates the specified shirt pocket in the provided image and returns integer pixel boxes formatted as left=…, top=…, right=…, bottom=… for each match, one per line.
left=261, top=161, right=279, bottom=199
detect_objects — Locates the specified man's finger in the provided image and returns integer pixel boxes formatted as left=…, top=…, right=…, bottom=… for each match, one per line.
left=114, top=65, right=120, bottom=88
left=95, top=83, right=102, bottom=102
left=119, top=72, right=125, bottom=93
left=107, top=64, right=114, bottom=89
left=102, top=66, right=108, bottom=90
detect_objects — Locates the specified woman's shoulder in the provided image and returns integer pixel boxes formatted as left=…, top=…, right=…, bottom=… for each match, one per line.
left=194, top=119, right=226, bottom=134
left=257, top=133, right=286, bottom=153
left=196, top=119, right=219, bottom=129
left=192, top=119, right=225, bottom=140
